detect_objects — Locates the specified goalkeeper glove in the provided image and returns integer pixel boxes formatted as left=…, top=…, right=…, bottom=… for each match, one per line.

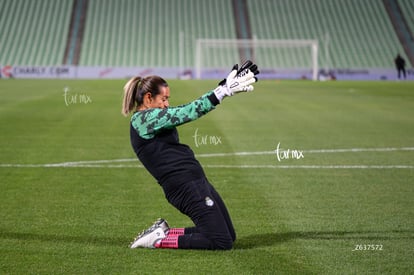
left=217, top=60, right=259, bottom=86
left=214, top=60, right=260, bottom=102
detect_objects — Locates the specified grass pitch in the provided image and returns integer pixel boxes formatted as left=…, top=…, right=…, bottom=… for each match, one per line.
left=1, top=79, right=413, bottom=274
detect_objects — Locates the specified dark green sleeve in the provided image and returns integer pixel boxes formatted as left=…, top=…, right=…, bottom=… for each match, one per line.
left=131, top=91, right=219, bottom=139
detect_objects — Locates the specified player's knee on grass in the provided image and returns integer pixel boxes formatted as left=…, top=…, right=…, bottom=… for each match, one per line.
left=209, top=233, right=234, bottom=250
left=213, top=239, right=233, bottom=250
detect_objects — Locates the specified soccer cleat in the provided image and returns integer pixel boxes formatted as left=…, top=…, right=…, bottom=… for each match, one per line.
left=130, top=218, right=169, bottom=249
left=130, top=227, right=165, bottom=249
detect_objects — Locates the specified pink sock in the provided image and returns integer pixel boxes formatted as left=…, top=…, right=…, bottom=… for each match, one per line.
left=167, top=228, right=185, bottom=236
left=155, top=235, right=179, bottom=249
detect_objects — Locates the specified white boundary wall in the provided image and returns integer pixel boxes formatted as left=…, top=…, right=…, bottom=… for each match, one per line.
left=1, top=65, right=413, bottom=80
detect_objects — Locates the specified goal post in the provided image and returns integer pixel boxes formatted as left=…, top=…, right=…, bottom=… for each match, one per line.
left=195, top=39, right=319, bottom=81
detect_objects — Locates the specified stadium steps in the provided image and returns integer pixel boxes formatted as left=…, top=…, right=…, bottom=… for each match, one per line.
left=0, top=0, right=73, bottom=66
left=247, top=0, right=406, bottom=69
left=232, top=0, right=253, bottom=61
left=398, top=0, right=414, bottom=35
left=62, top=0, right=89, bottom=65
left=232, top=0, right=252, bottom=40
left=390, top=0, right=414, bottom=66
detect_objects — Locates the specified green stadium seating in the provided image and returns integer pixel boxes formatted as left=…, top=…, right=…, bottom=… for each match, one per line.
left=0, top=0, right=73, bottom=66
left=398, top=0, right=414, bottom=36
left=247, top=0, right=407, bottom=69
left=0, top=0, right=410, bottom=69
left=79, top=0, right=237, bottom=67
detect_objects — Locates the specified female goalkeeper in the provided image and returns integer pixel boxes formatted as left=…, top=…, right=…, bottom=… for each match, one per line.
left=122, top=61, right=259, bottom=250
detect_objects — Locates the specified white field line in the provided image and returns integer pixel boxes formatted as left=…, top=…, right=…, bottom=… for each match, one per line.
left=0, top=147, right=413, bottom=169
left=303, top=147, right=414, bottom=153
left=197, top=147, right=414, bottom=157
left=203, top=165, right=414, bottom=169
left=0, top=164, right=413, bottom=169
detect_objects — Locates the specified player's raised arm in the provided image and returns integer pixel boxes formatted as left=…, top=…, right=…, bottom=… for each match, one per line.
left=122, top=61, right=260, bottom=139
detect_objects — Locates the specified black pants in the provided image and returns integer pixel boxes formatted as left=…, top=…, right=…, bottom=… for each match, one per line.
left=163, top=177, right=236, bottom=250
left=397, top=67, right=406, bottom=79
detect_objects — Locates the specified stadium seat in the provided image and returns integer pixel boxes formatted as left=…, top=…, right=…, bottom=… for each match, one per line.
left=0, top=0, right=73, bottom=66
left=398, top=0, right=414, bottom=38
left=0, top=0, right=410, bottom=69
left=247, top=0, right=406, bottom=69
left=79, top=0, right=237, bottom=67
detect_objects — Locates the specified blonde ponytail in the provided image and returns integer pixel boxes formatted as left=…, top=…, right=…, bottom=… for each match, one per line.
left=122, top=75, right=169, bottom=116
left=122, top=76, right=141, bottom=116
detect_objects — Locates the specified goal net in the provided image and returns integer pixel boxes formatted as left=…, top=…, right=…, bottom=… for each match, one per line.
left=195, top=39, right=319, bottom=80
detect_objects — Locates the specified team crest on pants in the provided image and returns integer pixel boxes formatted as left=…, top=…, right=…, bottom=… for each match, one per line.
left=205, top=196, right=214, bottom=207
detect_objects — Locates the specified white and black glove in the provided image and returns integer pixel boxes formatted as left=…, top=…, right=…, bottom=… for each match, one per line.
left=214, top=60, right=260, bottom=102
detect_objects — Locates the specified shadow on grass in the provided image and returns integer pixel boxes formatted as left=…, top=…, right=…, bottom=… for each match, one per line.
left=2, top=229, right=413, bottom=249
left=235, top=230, right=414, bottom=249
left=0, top=230, right=130, bottom=247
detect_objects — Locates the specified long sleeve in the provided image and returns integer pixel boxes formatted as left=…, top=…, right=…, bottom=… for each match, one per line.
left=131, top=91, right=219, bottom=139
